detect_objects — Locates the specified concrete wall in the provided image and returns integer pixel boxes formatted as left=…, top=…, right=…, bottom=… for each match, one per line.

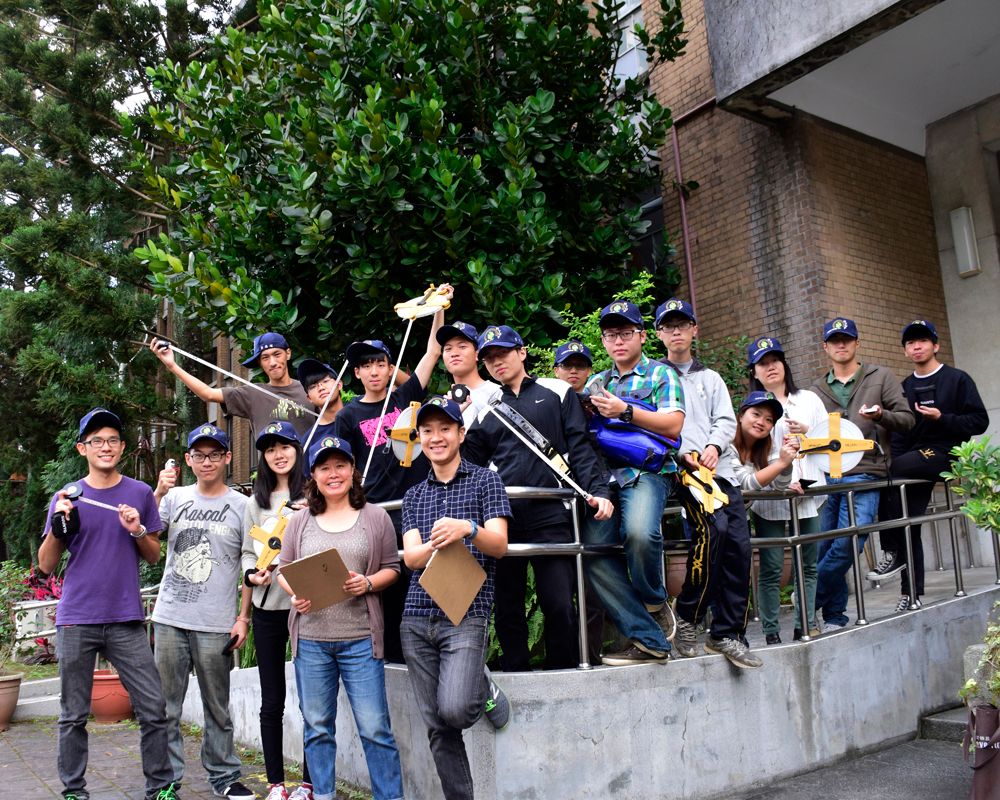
left=703, top=0, right=940, bottom=105
left=181, top=586, right=997, bottom=799
left=925, top=95, right=1000, bottom=438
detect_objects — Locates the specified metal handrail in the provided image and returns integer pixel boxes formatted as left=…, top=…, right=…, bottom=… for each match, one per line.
left=16, top=479, right=993, bottom=671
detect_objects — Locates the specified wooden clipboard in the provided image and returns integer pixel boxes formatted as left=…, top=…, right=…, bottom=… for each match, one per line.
left=280, top=547, right=352, bottom=613
left=418, top=541, right=487, bottom=625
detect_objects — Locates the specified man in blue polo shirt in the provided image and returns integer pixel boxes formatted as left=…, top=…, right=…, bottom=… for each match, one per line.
left=400, top=397, right=512, bottom=800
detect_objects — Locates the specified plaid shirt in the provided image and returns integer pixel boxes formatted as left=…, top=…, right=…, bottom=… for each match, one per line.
left=588, top=353, right=686, bottom=485
left=401, top=458, right=512, bottom=620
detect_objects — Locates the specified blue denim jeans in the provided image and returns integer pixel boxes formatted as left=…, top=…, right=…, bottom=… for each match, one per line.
left=400, top=615, right=490, bottom=800
left=56, top=622, right=174, bottom=800
left=816, top=474, right=880, bottom=626
left=153, top=623, right=242, bottom=793
left=582, top=472, right=671, bottom=654
left=294, top=637, right=403, bottom=800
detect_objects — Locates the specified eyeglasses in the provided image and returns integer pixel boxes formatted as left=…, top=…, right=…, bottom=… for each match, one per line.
left=309, top=377, right=338, bottom=391
left=657, top=321, right=694, bottom=332
left=82, top=437, right=121, bottom=448
left=189, top=451, right=226, bottom=463
left=600, top=329, right=642, bottom=343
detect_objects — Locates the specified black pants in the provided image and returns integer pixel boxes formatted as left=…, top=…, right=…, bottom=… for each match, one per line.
left=675, top=478, right=752, bottom=640
left=383, top=508, right=410, bottom=664
left=494, top=523, right=579, bottom=671
left=251, top=606, right=311, bottom=786
left=878, top=447, right=952, bottom=597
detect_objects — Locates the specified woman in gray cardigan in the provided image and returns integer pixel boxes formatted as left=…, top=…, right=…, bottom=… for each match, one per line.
left=277, top=436, right=403, bottom=800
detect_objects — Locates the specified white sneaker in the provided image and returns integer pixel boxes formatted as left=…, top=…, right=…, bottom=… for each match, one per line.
left=288, top=785, right=313, bottom=800
left=266, top=785, right=289, bottom=800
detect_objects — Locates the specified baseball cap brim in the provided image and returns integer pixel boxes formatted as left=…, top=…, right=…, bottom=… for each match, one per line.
left=78, top=409, right=123, bottom=441
left=436, top=325, right=477, bottom=347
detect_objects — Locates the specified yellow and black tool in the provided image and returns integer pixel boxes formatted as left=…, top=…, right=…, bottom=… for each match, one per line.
left=795, top=412, right=874, bottom=479
left=249, top=501, right=290, bottom=571
left=679, top=452, right=729, bottom=513
left=389, top=401, right=423, bottom=467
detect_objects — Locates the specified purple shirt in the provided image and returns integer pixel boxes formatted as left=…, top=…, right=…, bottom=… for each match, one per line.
left=44, top=476, right=162, bottom=626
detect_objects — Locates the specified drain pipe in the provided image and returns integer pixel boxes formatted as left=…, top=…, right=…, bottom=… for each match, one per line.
left=669, top=97, right=716, bottom=317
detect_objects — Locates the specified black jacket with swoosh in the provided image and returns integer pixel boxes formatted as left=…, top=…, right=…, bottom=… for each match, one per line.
left=462, top=376, right=611, bottom=533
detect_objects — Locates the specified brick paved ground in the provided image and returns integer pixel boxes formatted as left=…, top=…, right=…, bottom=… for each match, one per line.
left=0, top=717, right=367, bottom=799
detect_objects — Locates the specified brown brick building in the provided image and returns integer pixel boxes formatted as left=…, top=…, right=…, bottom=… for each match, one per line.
left=640, top=0, right=998, bottom=425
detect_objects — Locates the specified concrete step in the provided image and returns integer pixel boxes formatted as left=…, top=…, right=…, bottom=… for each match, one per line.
left=17, top=677, right=59, bottom=699
left=920, top=706, right=967, bottom=742
left=13, top=692, right=60, bottom=720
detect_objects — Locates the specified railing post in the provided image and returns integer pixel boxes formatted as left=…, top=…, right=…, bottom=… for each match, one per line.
left=570, top=497, right=591, bottom=670
left=945, top=484, right=967, bottom=597
left=790, top=495, right=811, bottom=641
left=898, top=482, right=919, bottom=610
left=991, top=521, right=1000, bottom=586
left=847, top=490, right=868, bottom=626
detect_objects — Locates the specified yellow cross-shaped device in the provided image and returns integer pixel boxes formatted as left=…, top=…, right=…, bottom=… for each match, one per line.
left=680, top=452, right=730, bottom=513
left=249, top=501, right=290, bottom=571
left=389, top=402, right=423, bottom=467
left=795, top=412, right=874, bottom=479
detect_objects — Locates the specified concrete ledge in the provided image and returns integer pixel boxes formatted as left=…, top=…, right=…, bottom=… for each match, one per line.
left=180, top=586, right=997, bottom=800
left=920, top=706, right=967, bottom=742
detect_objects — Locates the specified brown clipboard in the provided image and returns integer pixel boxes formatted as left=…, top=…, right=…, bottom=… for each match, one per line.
left=279, top=547, right=352, bottom=613
left=418, top=541, right=487, bottom=625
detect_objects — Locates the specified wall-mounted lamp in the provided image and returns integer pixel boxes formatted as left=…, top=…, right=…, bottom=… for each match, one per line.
left=950, top=206, right=981, bottom=277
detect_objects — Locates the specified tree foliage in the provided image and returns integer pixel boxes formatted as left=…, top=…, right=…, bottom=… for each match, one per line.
left=136, top=0, right=687, bottom=361
left=0, top=0, right=219, bottom=562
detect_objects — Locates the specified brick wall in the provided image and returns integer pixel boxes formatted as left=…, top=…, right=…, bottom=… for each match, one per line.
left=649, top=0, right=949, bottom=391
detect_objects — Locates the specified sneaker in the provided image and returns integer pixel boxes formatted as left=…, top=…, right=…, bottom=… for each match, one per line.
left=288, top=785, right=312, bottom=800
left=156, top=785, right=181, bottom=800
left=765, top=633, right=781, bottom=645
left=214, top=782, right=255, bottom=799
left=674, top=618, right=699, bottom=658
left=601, top=642, right=668, bottom=666
left=650, top=603, right=677, bottom=642
left=866, top=551, right=904, bottom=581
left=266, top=785, right=289, bottom=800
left=704, top=636, right=764, bottom=669
left=484, top=668, right=510, bottom=730
left=894, top=595, right=911, bottom=613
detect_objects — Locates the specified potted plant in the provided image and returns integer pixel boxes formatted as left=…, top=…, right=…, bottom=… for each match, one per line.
left=0, top=560, right=27, bottom=731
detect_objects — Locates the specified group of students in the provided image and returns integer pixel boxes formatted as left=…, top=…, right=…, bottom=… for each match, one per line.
left=42, top=287, right=989, bottom=800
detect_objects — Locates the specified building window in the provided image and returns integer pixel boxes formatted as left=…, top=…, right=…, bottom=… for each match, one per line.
left=614, top=0, right=648, bottom=87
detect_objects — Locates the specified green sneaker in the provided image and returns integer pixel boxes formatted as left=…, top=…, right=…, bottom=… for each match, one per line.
left=156, top=783, right=181, bottom=800
left=483, top=668, right=510, bottom=730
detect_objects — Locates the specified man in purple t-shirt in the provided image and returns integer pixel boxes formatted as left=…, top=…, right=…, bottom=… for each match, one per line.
left=39, top=408, right=177, bottom=800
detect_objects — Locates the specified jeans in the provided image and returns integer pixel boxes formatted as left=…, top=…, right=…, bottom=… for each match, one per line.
left=294, top=637, right=403, bottom=800
left=753, top=514, right=819, bottom=635
left=816, top=474, right=880, bottom=626
left=56, top=622, right=173, bottom=800
left=252, top=606, right=311, bottom=786
left=494, top=523, right=578, bottom=670
left=400, top=616, right=490, bottom=800
left=583, top=473, right=671, bottom=654
left=154, top=623, right=242, bottom=793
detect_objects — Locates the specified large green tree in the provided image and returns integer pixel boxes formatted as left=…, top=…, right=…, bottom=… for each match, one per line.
left=137, top=0, right=686, bottom=360
left=0, top=0, right=219, bottom=561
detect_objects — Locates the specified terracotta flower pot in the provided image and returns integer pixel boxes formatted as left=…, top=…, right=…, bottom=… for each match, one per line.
left=0, top=671, right=23, bottom=731
left=91, top=669, right=133, bottom=723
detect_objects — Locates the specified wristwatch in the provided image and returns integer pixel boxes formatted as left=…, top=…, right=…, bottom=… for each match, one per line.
left=365, top=577, right=374, bottom=593
left=130, top=524, right=148, bottom=539
left=620, top=404, right=634, bottom=424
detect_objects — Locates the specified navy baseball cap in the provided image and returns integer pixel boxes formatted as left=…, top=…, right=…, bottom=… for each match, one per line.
left=78, top=408, right=123, bottom=441
left=297, top=358, right=336, bottom=389
left=554, top=341, right=593, bottom=366
left=187, top=423, right=230, bottom=450
left=477, top=325, right=524, bottom=353
left=823, top=317, right=858, bottom=341
left=747, top=336, right=785, bottom=366
left=307, top=435, right=355, bottom=471
left=436, top=321, right=479, bottom=347
left=416, top=396, right=464, bottom=426
left=901, top=319, right=938, bottom=344
left=655, top=298, right=696, bottom=327
left=599, top=300, right=643, bottom=328
left=255, top=420, right=300, bottom=450
left=346, top=339, right=392, bottom=366
left=241, top=332, right=290, bottom=367
left=739, top=391, right=784, bottom=420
